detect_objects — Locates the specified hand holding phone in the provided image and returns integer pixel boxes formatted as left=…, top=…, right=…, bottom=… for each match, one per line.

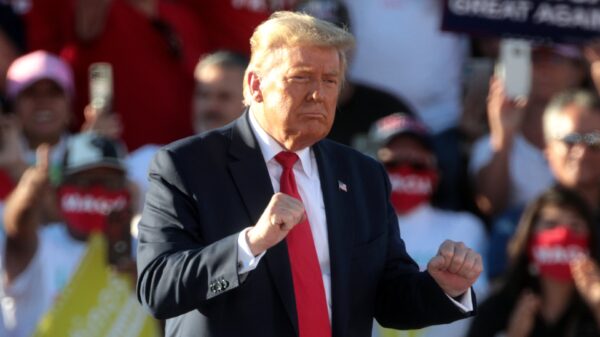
left=487, top=75, right=528, bottom=150
left=89, top=62, right=113, bottom=114
left=85, top=63, right=124, bottom=139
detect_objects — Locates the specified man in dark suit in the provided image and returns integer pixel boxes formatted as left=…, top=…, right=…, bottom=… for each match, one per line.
left=136, top=11, right=483, bottom=337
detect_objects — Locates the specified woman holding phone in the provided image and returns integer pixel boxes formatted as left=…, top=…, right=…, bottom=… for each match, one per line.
left=468, top=185, right=600, bottom=337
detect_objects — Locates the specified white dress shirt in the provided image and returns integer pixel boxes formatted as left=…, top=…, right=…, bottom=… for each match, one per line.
left=237, top=109, right=473, bottom=320
left=237, top=110, right=332, bottom=318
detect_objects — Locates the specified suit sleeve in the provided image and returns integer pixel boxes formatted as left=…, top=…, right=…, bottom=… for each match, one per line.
left=136, top=148, right=241, bottom=319
left=372, top=163, right=476, bottom=329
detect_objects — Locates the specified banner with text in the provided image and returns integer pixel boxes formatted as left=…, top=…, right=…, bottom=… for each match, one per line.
left=442, top=0, right=600, bottom=42
left=32, top=234, right=160, bottom=337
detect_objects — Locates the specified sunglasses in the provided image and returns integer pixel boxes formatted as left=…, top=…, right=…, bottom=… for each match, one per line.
left=557, top=131, right=600, bottom=150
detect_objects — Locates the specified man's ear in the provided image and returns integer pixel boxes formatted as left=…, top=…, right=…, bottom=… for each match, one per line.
left=247, top=71, right=263, bottom=103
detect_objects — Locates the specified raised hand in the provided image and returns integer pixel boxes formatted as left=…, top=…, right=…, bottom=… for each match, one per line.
left=427, top=240, right=482, bottom=298
left=16, top=143, right=50, bottom=203
left=571, top=256, right=600, bottom=319
left=487, top=76, right=527, bottom=150
left=584, top=39, right=600, bottom=94
left=81, top=104, right=123, bottom=140
left=506, top=290, right=541, bottom=337
left=246, top=192, right=306, bottom=256
left=3, top=143, right=51, bottom=271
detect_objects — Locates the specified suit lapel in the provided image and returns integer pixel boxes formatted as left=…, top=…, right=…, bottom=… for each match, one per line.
left=228, top=111, right=299, bottom=335
left=313, top=141, right=354, bottom=337
left=228, top=111, right=274, bottom=224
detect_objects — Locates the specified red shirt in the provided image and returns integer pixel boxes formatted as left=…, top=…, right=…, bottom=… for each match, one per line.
left=178, top=0, right=297, bottom=55
left=62, top=0, right=209, bottom=150
left=21, top=0, right=74, bottom=54
left=0, top=169, right=15, bottom=200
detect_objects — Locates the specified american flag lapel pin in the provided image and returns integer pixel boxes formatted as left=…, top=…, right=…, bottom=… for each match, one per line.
left=338, top=180, right=348, bottom=192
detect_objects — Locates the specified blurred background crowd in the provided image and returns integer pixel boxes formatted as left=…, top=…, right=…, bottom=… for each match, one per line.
left=2, top=0, right=600, bottom=336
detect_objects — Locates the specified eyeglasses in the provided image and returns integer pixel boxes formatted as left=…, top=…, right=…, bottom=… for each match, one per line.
left=556, top=131, right=600, bottom=150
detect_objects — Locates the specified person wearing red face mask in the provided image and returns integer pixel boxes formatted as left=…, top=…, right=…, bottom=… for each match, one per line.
left=370, top=113, right=489, bottom=337
left=468, top=186, right=600, bottom=337
left=0, top=132, right=135, bottom=337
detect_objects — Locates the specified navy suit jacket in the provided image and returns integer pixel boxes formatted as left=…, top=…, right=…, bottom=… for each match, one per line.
left=136, top=111, right=474, bottom=337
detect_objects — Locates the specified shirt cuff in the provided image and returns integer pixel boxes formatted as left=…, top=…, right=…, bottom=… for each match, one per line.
left=237, top=227, right=266, bottom=274
left=446, top=288, right=474, bottom=313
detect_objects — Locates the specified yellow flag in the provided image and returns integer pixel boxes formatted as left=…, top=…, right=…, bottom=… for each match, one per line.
left=32, top=234, right=160, bottom=337
left=377, top=322, right=423, bottom=337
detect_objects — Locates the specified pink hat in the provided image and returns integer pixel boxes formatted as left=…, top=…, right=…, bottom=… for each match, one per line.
left=6, top=50, right=74, bottom=100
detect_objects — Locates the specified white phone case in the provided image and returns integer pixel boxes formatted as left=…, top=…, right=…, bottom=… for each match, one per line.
left=497, top=39, right=532, bottom=99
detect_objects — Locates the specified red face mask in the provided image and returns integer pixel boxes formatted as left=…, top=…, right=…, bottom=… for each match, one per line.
left=387, top=165, right=438, bottom=215
left=58, top=185, right=130, bottom=236
left=528, top=225, right=589, bottom=282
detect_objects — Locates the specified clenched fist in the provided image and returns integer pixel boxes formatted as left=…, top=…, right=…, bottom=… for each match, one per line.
left=246, top=192, right=306, bottom=256
left=427, top=240, right=483, bottom=298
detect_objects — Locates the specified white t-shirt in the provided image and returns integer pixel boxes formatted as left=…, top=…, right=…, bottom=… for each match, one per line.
left=342, top=0, right=469, bottom=133
left=397, top=204, right=489, bottom=337
left=126, top=144, right=160, bottom=211
left=469, top=133, right=554, bottom=209
left=0, top=224, right=86, bottom=337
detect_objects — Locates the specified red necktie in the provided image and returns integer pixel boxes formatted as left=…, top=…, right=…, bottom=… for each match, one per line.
left=275, top=151, right=331, bottom=337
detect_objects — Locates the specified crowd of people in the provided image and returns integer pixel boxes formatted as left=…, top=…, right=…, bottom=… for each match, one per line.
left=0, top=0, right=599, bottom=336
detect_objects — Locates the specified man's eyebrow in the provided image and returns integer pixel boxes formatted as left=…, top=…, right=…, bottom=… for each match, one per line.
left=288, top=65, right=340, bottom=73
left=288, top=66, right=313, bottom=72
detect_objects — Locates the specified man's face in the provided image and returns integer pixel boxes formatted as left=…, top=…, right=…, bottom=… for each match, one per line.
left=251, top=45, right=341, bottom=151
left=14, top=79, right=70, bottom=144
left=534, top=205, right=588, bottom=236
left=63, top=167, right=127, bottom=191
left=192, top=65, right=245, bottom=133
left=545, top=104, right=600, bottom=189
left=378, top=136, right=436, bottom=170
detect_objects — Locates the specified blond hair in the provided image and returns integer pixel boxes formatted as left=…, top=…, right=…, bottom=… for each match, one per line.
left=242, top=11, right=355, bottom=106
left=543, top=89, right=600, bottom=141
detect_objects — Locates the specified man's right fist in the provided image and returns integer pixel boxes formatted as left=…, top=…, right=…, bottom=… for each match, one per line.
left=246, top=192, right=306, bottom=256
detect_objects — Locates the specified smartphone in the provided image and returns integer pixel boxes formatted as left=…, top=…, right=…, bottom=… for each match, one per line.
left=105, top=208, right=132, bottom=266
left=496, top=39, right=532, bottom=99
left=89, top=62, right=113, bottom=113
